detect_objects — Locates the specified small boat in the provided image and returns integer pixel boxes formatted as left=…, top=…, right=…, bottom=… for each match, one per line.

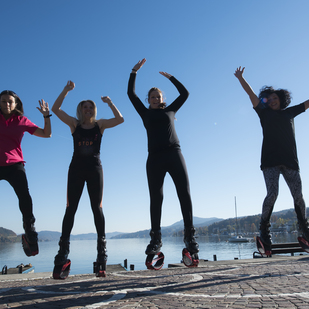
left=228, top=235, right=250, bottom=243
left=228, top=197, right=250, bottom=243
left=1, top=263, right=34, bottom=275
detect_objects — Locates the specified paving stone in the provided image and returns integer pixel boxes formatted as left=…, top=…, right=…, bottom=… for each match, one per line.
left=1, top=256, right=309, bottom=308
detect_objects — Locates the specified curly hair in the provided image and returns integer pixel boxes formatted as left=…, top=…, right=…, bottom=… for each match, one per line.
left=258, top=86, right=292, bottom=109
left=0, top=90, right=24, bottom=115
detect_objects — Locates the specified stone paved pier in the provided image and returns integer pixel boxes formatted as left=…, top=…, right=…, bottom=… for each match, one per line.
left=1, top=255, right=309, bottom=308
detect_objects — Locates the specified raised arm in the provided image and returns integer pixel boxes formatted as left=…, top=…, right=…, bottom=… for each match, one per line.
left=97, top=96, right=124, bottom=133
left=132, top=58, right=146, bottom=74
left=159, top=71, right=172, bottom=79
left=159, top=71, right=189, bottom=111
left=51, top=81, right=77, bottom=132
left=234, top=67, right=259, bottom=108
left=33, top=99, right=52, bottom=138
left=304, top=100, right=309, bottom=110
left=127, top=59, right=147, bottom=116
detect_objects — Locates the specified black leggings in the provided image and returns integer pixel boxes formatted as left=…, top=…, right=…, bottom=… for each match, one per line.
left=61, top=163, right=105, bottom=238
left=0, top=162, right=34, bottom=222
left=261, top=165, right=306, bottom=223
left=146, top=148, right=193, bottom=231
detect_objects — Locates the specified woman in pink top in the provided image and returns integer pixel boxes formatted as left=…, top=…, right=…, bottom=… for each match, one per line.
left=0, top=90, right=51, bottom=256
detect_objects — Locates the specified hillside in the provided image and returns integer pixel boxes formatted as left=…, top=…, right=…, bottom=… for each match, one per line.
left=0, top=227, right=18, bottom=243
left=191, top=208, right=302, bottom=237
left=112, top=208, right=304, bottom=239
left=0, top=229, right=124, bottom=243
left=1, top=208, right=305, bottom=242
left=111, top=217, right=223, bottom=239
left=37, top=231, right=124, bottom=241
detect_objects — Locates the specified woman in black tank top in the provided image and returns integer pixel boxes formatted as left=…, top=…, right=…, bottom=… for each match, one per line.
left=51, top=81, right=124, bottom=275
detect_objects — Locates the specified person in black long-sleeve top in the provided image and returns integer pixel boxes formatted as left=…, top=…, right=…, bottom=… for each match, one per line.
left=127, top=58, right=199, bottom=256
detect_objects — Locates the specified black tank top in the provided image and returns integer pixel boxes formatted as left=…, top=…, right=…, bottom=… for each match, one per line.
left=70, top=123, right=102, bottom=167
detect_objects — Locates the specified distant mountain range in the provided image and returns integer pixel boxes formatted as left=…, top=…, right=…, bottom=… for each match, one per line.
left=110, top=217, right=223, bottom=239
left=37, top=231, right=124, bottom=241
left=0, top=207, right=303, bottom=243
left=0, top=217, right=222, bottom=242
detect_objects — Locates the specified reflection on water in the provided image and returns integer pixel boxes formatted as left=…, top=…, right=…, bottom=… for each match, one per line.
left=0, top=233, right=301, bottom=275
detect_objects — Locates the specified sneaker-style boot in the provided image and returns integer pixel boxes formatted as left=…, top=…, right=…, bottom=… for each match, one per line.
left=259, top=220, right=272, bottom=246
left=54, top=237, right=70, bottom=265
left=145, top=230, right=162, bottom=255
left=184, top=227, right=199, bottom=254
left=22, top=217, right=39, bottom=256
left=23, top=217, right=38, bottom=245
left=97, top=236, right=108, bottom=263
left=299, top=220, right=309, bottom=241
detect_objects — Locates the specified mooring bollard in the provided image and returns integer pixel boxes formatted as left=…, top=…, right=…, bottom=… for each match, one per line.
left=213, top=255, right=217, bottom=261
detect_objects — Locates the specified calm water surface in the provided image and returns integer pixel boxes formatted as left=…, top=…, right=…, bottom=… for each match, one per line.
left=0, top=234, right=301, bottom=275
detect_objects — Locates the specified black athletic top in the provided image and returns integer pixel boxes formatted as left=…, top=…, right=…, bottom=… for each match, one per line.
left=70, top=123, right=102, bottom=167
left=127, top=73, right=189, bottom=154
left=254, top=102, right=305, bottom=171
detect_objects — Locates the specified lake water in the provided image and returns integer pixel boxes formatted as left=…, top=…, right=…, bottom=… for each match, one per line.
left=0, top=234, right=302, bottom=275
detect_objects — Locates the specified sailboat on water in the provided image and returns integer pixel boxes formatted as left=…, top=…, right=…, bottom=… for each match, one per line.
left=228, top=197, right=250, bottom=243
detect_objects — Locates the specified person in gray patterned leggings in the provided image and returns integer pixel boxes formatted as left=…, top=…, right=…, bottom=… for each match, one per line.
left=262, top=166, right=306, bottom=225
left=235, top=66, right=309, bottom=245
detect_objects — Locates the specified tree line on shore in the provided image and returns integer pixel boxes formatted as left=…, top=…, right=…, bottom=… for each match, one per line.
left=0, top=227, right=19, bottom=243
left=175, top=208, right=300, bottom=237
left=0, top=207, right=303, bottom=243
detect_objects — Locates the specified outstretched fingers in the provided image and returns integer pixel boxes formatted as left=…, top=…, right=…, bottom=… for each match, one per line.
left=234, top=66, right=245, bottom=78
left=159, top=71, right=172, bottom=79
left=132, top=58, right=146, bottom=72
left=37, top=99, right=50, bottom=116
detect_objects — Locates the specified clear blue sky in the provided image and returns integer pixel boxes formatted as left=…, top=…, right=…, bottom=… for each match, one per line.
left=2, top=0, right=309, bottom=235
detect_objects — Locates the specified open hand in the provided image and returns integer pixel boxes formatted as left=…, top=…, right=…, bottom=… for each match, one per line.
left=234, top=66, right=245, bottom=79
left=132, top=58, right=146, bottom=72
left=159, top=71, right=172, bottom=79
left=36, top=99, right=50, bottom=116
